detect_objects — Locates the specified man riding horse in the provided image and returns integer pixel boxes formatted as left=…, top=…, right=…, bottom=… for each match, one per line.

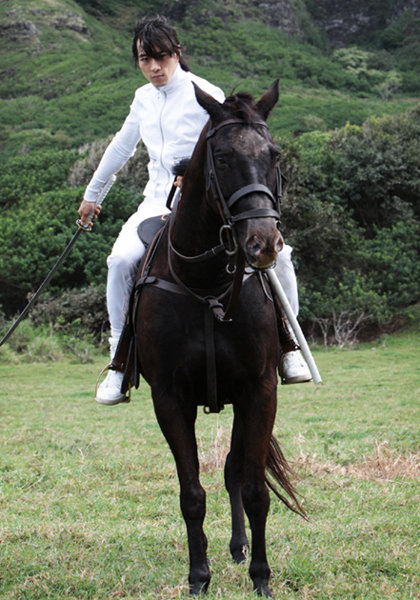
left=77, top=15, right=311, bottom=405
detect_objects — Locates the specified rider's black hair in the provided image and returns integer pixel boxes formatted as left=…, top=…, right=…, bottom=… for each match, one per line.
left=132, top=15, right=190, bottom=71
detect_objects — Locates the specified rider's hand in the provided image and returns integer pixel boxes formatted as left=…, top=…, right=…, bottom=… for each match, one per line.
left=78, top=200, right=101, bottom=227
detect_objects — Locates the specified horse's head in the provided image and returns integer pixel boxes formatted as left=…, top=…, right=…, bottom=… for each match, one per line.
left=194, top=81, right=284, bottom=270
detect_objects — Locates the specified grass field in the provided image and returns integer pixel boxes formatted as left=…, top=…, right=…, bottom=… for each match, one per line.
left=0, top=330, right=419, bottom=599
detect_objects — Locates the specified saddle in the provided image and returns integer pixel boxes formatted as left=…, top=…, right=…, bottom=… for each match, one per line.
left=137, top=214, right=170, bottom=248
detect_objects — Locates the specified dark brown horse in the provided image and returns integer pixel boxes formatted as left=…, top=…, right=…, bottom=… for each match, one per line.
left=134, top=81, right=305, bottom=597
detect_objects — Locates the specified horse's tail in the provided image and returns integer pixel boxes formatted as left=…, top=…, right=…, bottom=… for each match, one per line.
left=266, top=435, right=308, bottom=520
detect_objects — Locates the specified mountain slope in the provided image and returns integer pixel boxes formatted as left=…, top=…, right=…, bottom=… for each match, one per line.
left=1, top=0, right=419, bottom=158
left=0, top=0, right=419, bottom=334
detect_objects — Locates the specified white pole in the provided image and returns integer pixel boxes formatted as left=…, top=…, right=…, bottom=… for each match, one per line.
left=266, top=268, right=322, bottom=385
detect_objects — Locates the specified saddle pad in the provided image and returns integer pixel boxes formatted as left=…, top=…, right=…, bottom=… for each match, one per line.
left=137, top=214, right=169, bottom=248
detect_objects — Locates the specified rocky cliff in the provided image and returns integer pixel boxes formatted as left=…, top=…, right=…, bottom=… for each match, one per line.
left=164, top=0, right=420, bottom=45
left=0, top=3, right=90, bottom=49
left=307, top=0, right=420, bottom=46
left=2, top=0, right=419, bottom=50
left=240, top=0, right=420, bottom=46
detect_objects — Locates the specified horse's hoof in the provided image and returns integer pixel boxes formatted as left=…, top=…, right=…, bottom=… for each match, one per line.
left=230, top=541, right=249, bottom=564
left=254, top=583, right=273, bottom=598
left=232, top=552, right=246, bottom=564
left=189, top=580, right=209, bottom=597
left=231, top=547, right=249, bottom=564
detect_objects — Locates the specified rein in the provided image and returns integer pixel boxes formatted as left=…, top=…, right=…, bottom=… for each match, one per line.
left=167, top=192, right=245, bottom=322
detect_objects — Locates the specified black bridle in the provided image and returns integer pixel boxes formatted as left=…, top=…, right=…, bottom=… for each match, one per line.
left=205, top=118, right=282, bottom=229
left=169, top=118, right=283, bottom=262
left=167, top=117, right=283, bottom=322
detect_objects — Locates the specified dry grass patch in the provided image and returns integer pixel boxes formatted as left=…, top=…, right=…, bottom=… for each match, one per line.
left=199, top=424, right=231, bottom=472
left=295, top=441, right=420, bottom=481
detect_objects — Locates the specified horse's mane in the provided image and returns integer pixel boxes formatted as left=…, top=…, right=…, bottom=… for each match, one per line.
left=173, top=157, right=190, bottom=177
left=172, top=92, right=260, bottom=178
left=223, top=92, right=258, bottom=124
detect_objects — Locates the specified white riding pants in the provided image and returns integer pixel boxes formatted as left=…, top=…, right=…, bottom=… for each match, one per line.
left=106, top=205, right=299, bottom=339
left=106, top=200, right=169, bottom=339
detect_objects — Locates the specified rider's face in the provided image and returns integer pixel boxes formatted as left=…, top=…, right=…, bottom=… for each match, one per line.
left=137, top=40, right=180, bottom=87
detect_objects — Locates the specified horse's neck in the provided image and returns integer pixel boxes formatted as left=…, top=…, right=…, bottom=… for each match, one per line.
left=168, top=175, right=231, bottom=291
left=171, top=139, right=220, bottom=256
left=172, top=184, right=217, bottom=252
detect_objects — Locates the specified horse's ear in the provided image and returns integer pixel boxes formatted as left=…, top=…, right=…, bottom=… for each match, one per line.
left=193, top=83, right=226, bottom=122
left=256, top=79, right=279, bottom=121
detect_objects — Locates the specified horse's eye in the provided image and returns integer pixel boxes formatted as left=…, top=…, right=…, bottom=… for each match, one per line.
left=215, top=154, right=229, bottom=168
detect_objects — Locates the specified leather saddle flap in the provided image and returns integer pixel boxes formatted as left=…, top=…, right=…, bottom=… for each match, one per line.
left=138, top=214, right=170, bottom=248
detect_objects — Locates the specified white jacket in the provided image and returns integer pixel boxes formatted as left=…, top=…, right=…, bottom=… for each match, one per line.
left=84, top=65, right=225, bottom=212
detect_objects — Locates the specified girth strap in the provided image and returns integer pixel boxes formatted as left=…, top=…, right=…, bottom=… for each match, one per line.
left=137, top=275, right=189, bottom=296
left=204, top=308, right=222, bottom=413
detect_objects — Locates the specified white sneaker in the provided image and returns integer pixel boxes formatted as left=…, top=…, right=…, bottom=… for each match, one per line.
left=280, top=350, right=312, bottom=384
left=95, top=368, right=128, bottom=405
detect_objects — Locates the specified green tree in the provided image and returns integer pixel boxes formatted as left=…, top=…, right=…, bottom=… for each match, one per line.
left=278, top=105, right=420, bottom=343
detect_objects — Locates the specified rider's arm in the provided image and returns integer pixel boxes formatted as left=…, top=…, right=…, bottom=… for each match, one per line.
left=83, top=107, right=142, bottom=204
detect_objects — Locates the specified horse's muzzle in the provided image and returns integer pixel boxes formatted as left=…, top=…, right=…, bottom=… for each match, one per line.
left=245, top=229, right=283, bottom=269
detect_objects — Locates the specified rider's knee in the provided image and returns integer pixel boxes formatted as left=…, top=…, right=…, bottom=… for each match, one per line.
left=107, top=254, right=138, bottom=279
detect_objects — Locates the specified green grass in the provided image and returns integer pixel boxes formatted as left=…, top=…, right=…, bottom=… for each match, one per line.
left=0, top=331, right=419, bottom=599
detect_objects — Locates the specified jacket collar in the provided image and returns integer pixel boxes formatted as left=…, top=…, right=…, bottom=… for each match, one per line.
left=156, top=64, right=189, bottom=94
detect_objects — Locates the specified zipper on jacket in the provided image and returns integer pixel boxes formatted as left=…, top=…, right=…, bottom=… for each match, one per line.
left=158, top=90, right=172, bottom=188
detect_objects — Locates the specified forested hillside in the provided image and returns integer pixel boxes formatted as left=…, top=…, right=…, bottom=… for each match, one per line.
left=1, top=0, right=419, bottom=346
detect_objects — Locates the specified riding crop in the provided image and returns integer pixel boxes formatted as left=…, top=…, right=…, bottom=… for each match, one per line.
left=0, top=175, right=116, bottom=348
left=266, top=267, right=322, bottom=384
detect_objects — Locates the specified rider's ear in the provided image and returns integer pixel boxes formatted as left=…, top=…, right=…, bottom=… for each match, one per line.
left=256, top=80, right=279, bottom=121
left=193, top=83, right=226, bottom=122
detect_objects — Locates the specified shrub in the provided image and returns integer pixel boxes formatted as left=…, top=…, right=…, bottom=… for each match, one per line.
left=356, top=221, right=420, bottom=309
left=278, top=106, right=420, bottom=343
left=0, top=319, right=65, bottom=363
left=0, top=183, right=139, bottom=300
left=301, top=270, right=390, bottom=347
left=0, top=316, right=99, bottom=363
left=30, top=284, right=109, bottom=343
left=0, top=149, right=78, bottom=208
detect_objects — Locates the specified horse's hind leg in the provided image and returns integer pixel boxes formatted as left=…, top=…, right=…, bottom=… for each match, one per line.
left=224, top=412, right=249, bottom=563
left=153, top=396, right=210, bottom=596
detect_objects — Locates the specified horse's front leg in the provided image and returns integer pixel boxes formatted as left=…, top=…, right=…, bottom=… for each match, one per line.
left=240, top=389, right=277, bottom=598
left=153, top=393, right=210, bottom=596
left=224, top=412, right=249, bottom=563
left=244, top=475, right=271, bottom=598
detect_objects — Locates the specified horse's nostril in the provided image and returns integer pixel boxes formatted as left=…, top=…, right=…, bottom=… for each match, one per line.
left=247, top=236, right=262, bottom=256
